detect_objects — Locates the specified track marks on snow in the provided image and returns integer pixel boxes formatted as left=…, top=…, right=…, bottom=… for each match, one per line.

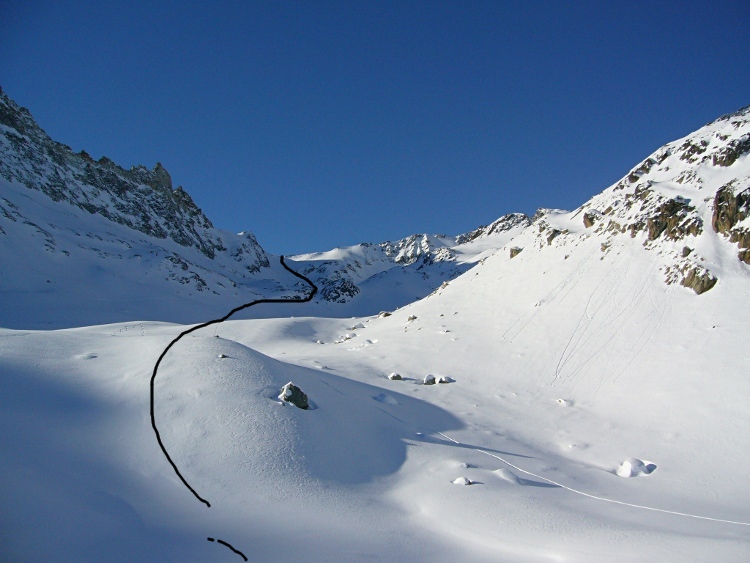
left=436, top=431, right=750, bottom=527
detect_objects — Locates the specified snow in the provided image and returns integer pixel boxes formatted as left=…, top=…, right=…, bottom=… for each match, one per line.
left=616, top=458, right=657, bottom=478
left=2, top=106, right=750, bottom=560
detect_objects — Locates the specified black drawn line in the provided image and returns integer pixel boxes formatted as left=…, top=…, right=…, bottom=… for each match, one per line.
left=149, top=254, right=316, bottom=502
left=207, top=538, right=249, bottom=561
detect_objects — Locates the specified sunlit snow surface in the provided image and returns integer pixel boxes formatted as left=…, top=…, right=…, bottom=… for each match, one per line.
left=2, top=109, right=750, bottom=560
left=2, top=228, right=750, bottom=560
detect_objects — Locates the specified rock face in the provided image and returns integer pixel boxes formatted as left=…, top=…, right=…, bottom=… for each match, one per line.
left=712, top=184, right=750, bottom=264
left=582, top=211, right=599, bottom=228
left=645, top=197, right=702, bottom=241
left=680, top=266, right=718, bottom=295
left=574, top=104, right=750, bottom=295
left=0, top=87, right=247, bottom=261
left=278, top=382, right=309, bottom=410
left=0, top=86, right=272, bottom=306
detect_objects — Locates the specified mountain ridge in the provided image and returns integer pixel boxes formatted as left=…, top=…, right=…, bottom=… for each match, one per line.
left=1, top=86, right=748, bottom=328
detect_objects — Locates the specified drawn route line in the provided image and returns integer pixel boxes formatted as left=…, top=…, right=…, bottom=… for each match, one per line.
left=436, top=432, right=750, bottom=527
left=150, top=255, right=318, bottom=559
left=208, top=538, right=249, bottom=561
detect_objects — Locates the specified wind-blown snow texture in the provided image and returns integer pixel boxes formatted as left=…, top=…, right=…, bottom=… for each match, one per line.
left=1, top=90, right=749, bottom=561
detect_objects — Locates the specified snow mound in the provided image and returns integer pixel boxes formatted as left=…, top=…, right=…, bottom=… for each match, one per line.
left=616, top=458, right=657, bottom=477
left=452, top=476, right=472, bottom=485
left=493, top=467, right=521, bottom=484
left=373, top=393, right=399, bottom=405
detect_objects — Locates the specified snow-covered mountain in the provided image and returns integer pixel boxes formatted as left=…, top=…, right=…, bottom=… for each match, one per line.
left=2, top=90, right=750, bottom=561
left=4, top=84, right=747, bottom=330
left=0, top=87, right=533, bottom=326
left=290, top=213, right=529, bottom=311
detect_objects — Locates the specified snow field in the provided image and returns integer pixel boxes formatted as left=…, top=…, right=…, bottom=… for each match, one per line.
left=3, top=108, right=750, bottom=560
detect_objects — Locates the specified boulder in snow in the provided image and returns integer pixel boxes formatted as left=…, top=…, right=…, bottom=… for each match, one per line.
left=423, top=374, right=436, bottom=385
left=452, top=476, right=472, bottom=485
left=278, top=382, right=309, bottom=410
left=388, top=372, right=402, bottom=381
left=437, top=376, right=453, bottom=384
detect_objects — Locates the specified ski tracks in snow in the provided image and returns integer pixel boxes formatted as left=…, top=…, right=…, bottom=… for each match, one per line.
left=435, top=431, right=750, bottom=528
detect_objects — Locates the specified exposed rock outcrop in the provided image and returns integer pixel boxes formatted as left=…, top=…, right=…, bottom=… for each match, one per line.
left=278, top=382, right=309, bottom=409
left=712, top=183, right=750, bottom=263
left=583, top=210, right=600, bottom=228
left=0, top=87, right=270, bottom=266
left=645, top=197, right=702, bottom=241
left=681, top=266, right=718, bottom=295
left=455, top=213, right=530, bottom=244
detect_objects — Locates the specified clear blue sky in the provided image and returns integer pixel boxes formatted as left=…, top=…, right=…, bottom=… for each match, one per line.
left=2, top=1, right=749, bottom=255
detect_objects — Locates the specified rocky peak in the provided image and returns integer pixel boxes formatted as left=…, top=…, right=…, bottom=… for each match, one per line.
left=379, top=234, right=452, bottom=266
left=455, top=213, right=530, bottom=244
left=149, top=162, right=173, bottom=191
left=573, top=103, right=750, bottom=294
left=0, top=87, right=239, bottom=260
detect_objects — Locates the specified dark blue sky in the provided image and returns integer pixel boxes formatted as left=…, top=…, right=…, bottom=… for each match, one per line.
left=2, top=1, right=749, bottom=254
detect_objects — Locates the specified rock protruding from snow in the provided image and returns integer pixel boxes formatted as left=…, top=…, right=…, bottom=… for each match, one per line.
left=278, top=382, right=309, bottom=410
left=423, top=374, right=436, bottom=385
left=680, top=265, right=718, bottom=294
left=455, top=213, right=531, bottom=244
left=712, top=184, right=750, bottom=264
left=452, top=476, right=472, bottom=485
left=388, top=372, right=402, bottom=381
left=616, top=458, right=656, bottom=477
left=583, top=210, right=601, bottom=228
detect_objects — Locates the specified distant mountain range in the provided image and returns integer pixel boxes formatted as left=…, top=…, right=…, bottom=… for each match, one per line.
left=0, top=85, right=748, bottom=328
